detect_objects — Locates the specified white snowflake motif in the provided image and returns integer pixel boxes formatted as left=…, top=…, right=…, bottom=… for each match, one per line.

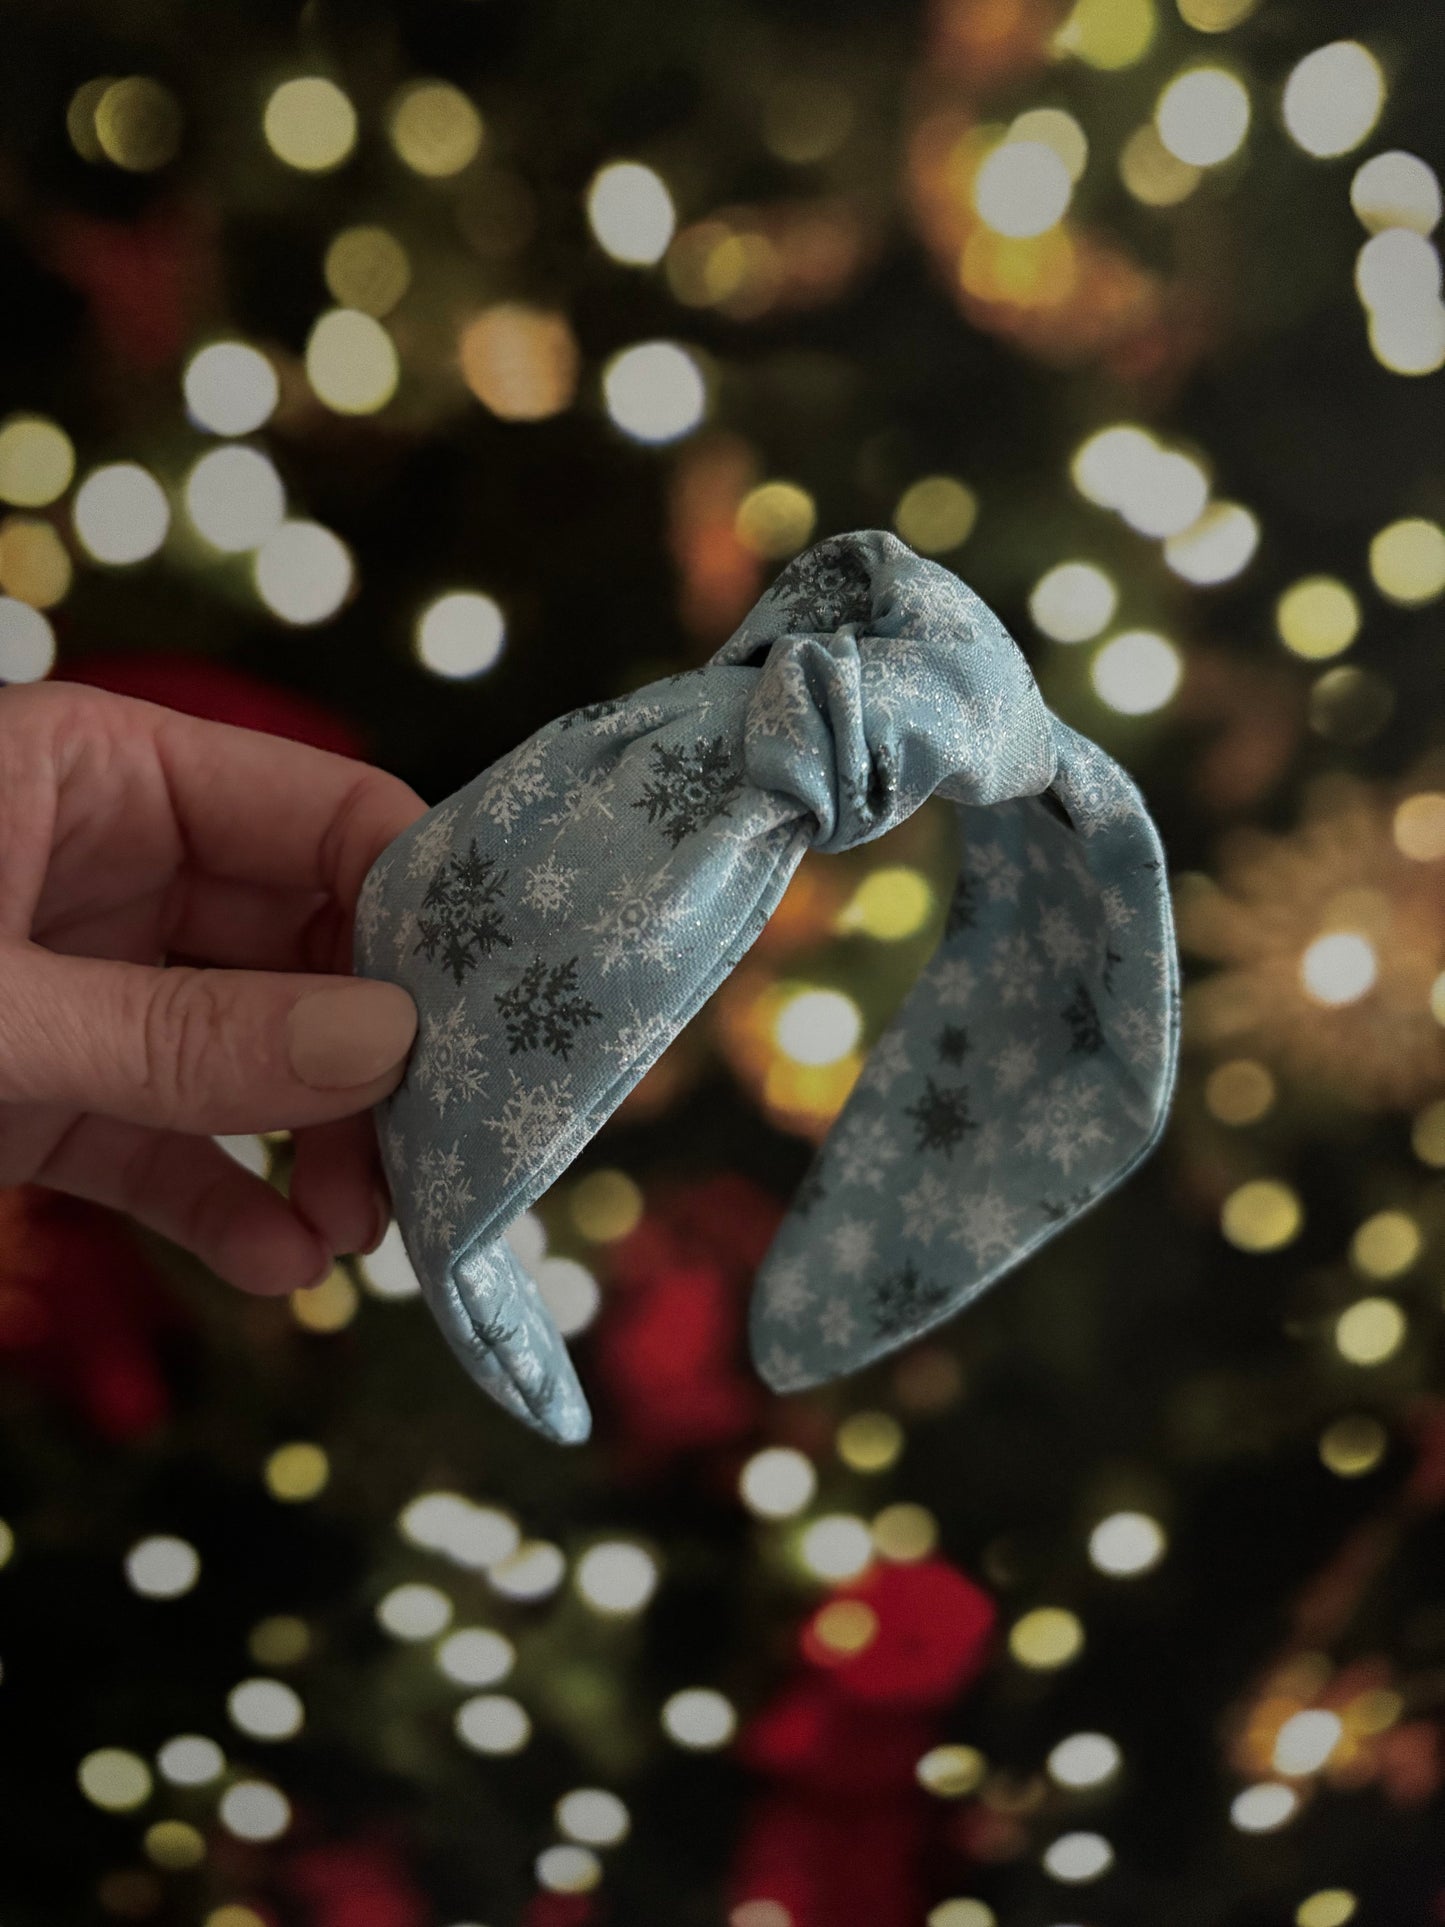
left=1038, top=905, right=1090, bottom=972
left=523, top=854, right=578, bottom=917
left=1112, top=1003, right=1163, bottom=1071
left=900, top=1168, right=956, bottom=1246
left=478, top=737, right=553, bottom=833
left=1025, top=839, right=1053, bottom=875
left=862, top=1029, right=912, bottom=1096
left=415, top=998, right=489, bottom=1117
left=971, top=840, right=1025, bottom=904
left=604, top=1001, right=680, bottom=1073
left=987, top=931, right=1043, bottom=1007
left=542, top=764, right=617, bottom=828
left=763, top=1258, right=815, bottom=1326
left=831, top=1114, right=902, bottom=1191
left=1099, top=883, right=1135, bottom=931
left=383, top=1115, right=407, bottom=1179
left=858, top=653, right=933, bottom=727
left=750, top=654, right=818, bottom=750
left=594, top=700, right=664, bottom=739
left=954, top=1188, right=1024, bottom=1265
left=759, top=1343, right=805, bottom=1387
left=1054, top=740, right=1139, bottom=839
left=404, top=803, right=461, bottom=881
left=934, top=957, right=978, bottom=1011
left=391, top=906, right=420, bottom=970
left=1017, top=1074, right=1114, bottom=1175
left=584, top=862, right=683, bottom=975
left=973, top=1118, right=1006, bottom=1166
left=827, top=1217, right=876, bottom=1279
left=1142, top=944, right=1175, bottom=997
left=486, top=1071, right=579, bottom=1183
left=413, top=1140, right=475, bottom=1251
left=819, top=1299, right=858, bottom=1349
left=955, top=688, right=1014, bottom=794
left=356, top=859, right=389, bottom=954
left=992, top=1039, right=1039, bottom=1094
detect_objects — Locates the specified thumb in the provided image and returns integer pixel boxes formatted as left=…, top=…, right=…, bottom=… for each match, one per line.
left=0, top=940, right=418, bottom=1134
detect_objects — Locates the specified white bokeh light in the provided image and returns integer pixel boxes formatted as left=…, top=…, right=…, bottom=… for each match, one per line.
left=1231, top=1782, right=1299, bottom=1832
left=1164, top=502, right=1260, bottom=584
left=576, top=1542, right=658, bottom=1615
left=1047, top=1732, right=1122, bottom=1788
left=358, top=1222, right=422, bottom=1299
left=1273, top=1709, right=1343, bottom=1775
left=774, top=988, right=862, bottom=1066
left=219, top=1780, right=291, bottom=1841
left=1029, top=561, right=1117, bottom=642
left=661, top=1688, right=736, bottom=1749
left=184, top=446, right=286, bottom=553
left=1042, top=1830, right=1114, bottom=1882
left=73, top=463, right=170, bottom=564
left=1156, top=68, right=1250, bottom=167
left=436, top=1628, right=515, bottom=1687
left=455, top=1693, right=531, bottom=1754
left=227, top=1678, right=305, bottom=1741
left=587, top=161, right=677, bottom=264
left=254, top=520, right=353, bottom=624
left=536, top=1257, right=601, bottom=1337
left=415, top=590, right=505, bottom=678
left=125, top=1535, right=200, bottom=1599
left=0, top=597, right=56, bottom=682
left=602, top=341, right=707, bottom=444
left=1300, top=932, right=1377, bottom=1006
left=376, top=1582, right=453, bottom=1641
left=739, top=1447, right=817, bottom=1519
left=156, top=1735, right=225, bottom=1786
left=1088, top=1511, right=1167, bottom=1575
left=489, top=1541, right=566, bottom=1601
left=1282, top=41, right=1385, bottom=159
left=184, top=342, right=279, bottom=435
left=1351, top=151, right=1442, bottom=236
left=1091, top=631, right=1182, bottom=715
left=972, top=139, right=1074, bottom=237
left=556, top=1787, right=630, bottom=1846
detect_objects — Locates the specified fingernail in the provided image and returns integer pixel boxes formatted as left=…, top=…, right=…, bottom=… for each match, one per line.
left=287, top=981, right=417, bottom=1092
left=362, top=1187, right=391, bottom=1254
left=302, top=1240, right=333, bottom=1289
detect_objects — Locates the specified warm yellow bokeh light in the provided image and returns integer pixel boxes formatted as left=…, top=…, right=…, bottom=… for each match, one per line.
left=762, top=76, right=855, bottom=165
left=894, top=476, right=977, bottom=554
left=836, top=1410, right=904, bottom=1472
left=249, top=1615, right=311, bottom=1668
left=1156, top=68, right=1251, bottom=167
left=917, top=1746, right=988, bottom=1799
left=569, top=1168, right=644, bottom=1242
left=1297, top=1893, right=1357, bottom=1927
left=1010, top=108, right=1089, bottom=182
left=1412, top=1099, right=1445, bottom=1167
left=1009, top=1606, right=1084, bottom=1669
left=144, top=1820, right=206, bottom=1870
left=1350, top=1210, right=1421, bottom=1279
left=325, top=227, right=412, bottom=317
left=460, top=304, right=581, bottom=421
left=736, top=481, right=816, bottom=559
left=1282, top=42, right=1385, bottom=159
left=838, top=867, right=934, bottom=941
left=1395, top=791, right=1445, bottom=861
left=388, top=81, right=483, bottom=177
left=264, top=77, right=357, bottom=172
left=1370, top=518, right=1445, bottom=604
left=1334, top=1297, right=1406, bottom=1365
left=872, top=1502, right=938, bottom=1563
left=1276, top=577, right=1360, bottom=659
left=1300, top=931, right=1377, bottom=1006
left=1177, top=0, right=1260, bottom=29
left=1091, top=631, right=1182, bottom=715
left=587, top=161, right=677, bottom=265
left=264, top=1441, right=330, bottom=1501
left=0, top=416, right=75, bottom=508
left=813, top=1599, right=879, bottom=1655
left=1205, top=1058, right=1275, bottom=1125
left=290, top=1266, right=359, bottom=1332
left=0, top=517, right=71, bottom=607
left=95, top=77, right=182, bottom=171
left=1054, top=0, right=1156, bottom=70
left=1120, top=121, right=1202, bottom=206
left=305, top=309, right=399, bottom=415
left=1220, top=1179, right=1302, bottom=1252
left=1319, top=1414, right=1387, bottom=1477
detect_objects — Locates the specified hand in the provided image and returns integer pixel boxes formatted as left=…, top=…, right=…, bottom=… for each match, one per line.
left=0, top=678, right=428, bottom=1297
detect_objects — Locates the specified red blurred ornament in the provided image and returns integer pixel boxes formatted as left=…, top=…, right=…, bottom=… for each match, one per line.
left=0, top=1185, right=182, bottom=1439
left=523, top=1896, right=597, bottom=1927
left=817, top=1558, right=998, bottom=1709
left=58, top=651, right=367, bottom=760
left=593, top=1174, right=783, bottom=1466
left=730, top=1786, right=928, bottom=1927
left=284, top=1840, right=428, bottom=1927
left=42, top=193, right=221, bottom=372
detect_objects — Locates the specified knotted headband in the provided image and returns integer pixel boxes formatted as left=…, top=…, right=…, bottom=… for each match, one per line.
left=353, top=530, right=1180, bottom=1445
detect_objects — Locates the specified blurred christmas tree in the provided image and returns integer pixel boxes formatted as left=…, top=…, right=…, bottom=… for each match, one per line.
left=1, top=0, right=1444, bottom=1924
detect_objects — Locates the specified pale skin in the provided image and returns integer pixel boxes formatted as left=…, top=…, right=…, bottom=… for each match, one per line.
left=0, top=678, right=428, bottom=1298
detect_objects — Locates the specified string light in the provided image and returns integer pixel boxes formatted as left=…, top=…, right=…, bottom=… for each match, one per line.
left=0, top=415, right=74, bottom=506
left=377, top=1583, right=453, bottom=1640
left=1394, top=792, right=1445, bottom=860
left=0, top=597, right=56, bottom=681
left=1047, top=1732, right=1122, bottom=1787
left=1155, top=68, right=1251, bottom=168
left=586, top=162, right=677, bottom=265
left=601, top=340, right=707, bottom=443
left=156, top=1735, right=225, bottom=1786
left=556, top=1788, right=630, bottom=1846
left=1178, top=0, right=1261, bottom=30
left=415, top=591, right=506, bottom=678
left=1230, top=1782, right=1298, bottom=1831
left=73, top=462, right=170, bottom=564
left=1010, top=108, right=1089, bottom=182
left=183, top=446, right=285, bottom=552
left=227, top=1678, right=304, bottom=1741
left=739, top=1447, right=817, bottom=1519
left=1088, top=1511, right=1166, bottom=1575
left=661, top=1688, right=736, bottom=1749
left=398, top=1490, right=492, bottom=1561
left=1281, top=42, right=1385, bottom=158
left=436, top=1629, right=515, bottom=1688
left=125, top=1535, right=200, bottom=1599
left=872, top=1502, right=938, bottom=1562
left=263, top=78, right=357, bottom=172
left=456, top=1694, right=531, bottom=1754
left=1091, top=631, right=1182, bottom=715
left=1220, top=1179, right=1303, bottom=1252
left=218, top=1780, right=291, bottom=1841
left=575, top=1542, right=658, bottom=1615
left=254, top=520, right=354, bottom=625
left=290, top=1266, right=359, bottom=1332
left=1029, top=561, right=1117, bottom=642
left=1042, top=1830, right=1114, bottom=1881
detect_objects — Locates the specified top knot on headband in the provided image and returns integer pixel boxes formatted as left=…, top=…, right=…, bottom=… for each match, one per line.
left=353, top=529, right=1180, bottom=1445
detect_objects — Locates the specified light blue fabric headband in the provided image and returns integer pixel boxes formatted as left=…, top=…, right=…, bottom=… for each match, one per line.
left=353, top=530, right=1180, bottom=1445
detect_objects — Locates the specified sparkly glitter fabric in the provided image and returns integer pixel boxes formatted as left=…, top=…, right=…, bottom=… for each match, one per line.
left=353, top=531, right=1180, bottom=1443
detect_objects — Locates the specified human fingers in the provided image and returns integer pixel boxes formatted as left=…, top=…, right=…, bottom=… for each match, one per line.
left=33, top=1110, right=331, bottom=1296
left=287, top=1112, right=391, bottom=1263
left=0, top=939, right=418, bottom=1136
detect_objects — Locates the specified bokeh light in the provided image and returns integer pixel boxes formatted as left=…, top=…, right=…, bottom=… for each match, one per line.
left=916, top=1745, right=987, bottom=1798
left=78, top=1749, right=152, bottom=1811
left=489, top=1541, right=566, bottom=1601
left=736, top=481, right=816, bottom=559
left=324, top=227, right=412, bottom=316
left=254, top=521, right=354, bottom=625
left=1120, top=121, right=1202, bottom=205
left=156, top=1736, right=225, bottom=1786
left=1334, top=1297, right=1406, bottom=1365
left=184, top=446, right=285, bottom=552
left=1220, top=1179, right=1303, bottom=1252
left=972, top=139, right=1074, bottom=238
left=1155, top=68, right=1251, bottom=167
left=739, top=1446, right=817, bottom=1519
left=798, top=1514, right=874, bottom=1580
left=568, top=1170, right=644, bottom=1243
left=125, top=1535, right=200, bottom=1599
left=774, top=988, right=863, bottom=1065
left=94, top=77, right=182, bottom=171
left=377, top=1583, right=453, bottom=1640
left=872, top=1502, right=939, bottom=1563
left=1276, top=577, right=1361, bottom=659
left=1091, top=631, right=1182, bottom=715
left=1048, top=1732, right=1122, bottom=1787
left=1370, top=518, right=1445, bottom=603
left=1349, top=1210, right=1421, bottom=1279
left=227, top=1678, right=304, bottom=1741
left=536, top=1257, right=601, bottom=1337
left=415, top=591, right=506, bottom=678
left=1042, top=1829, right=1113, bottom=1881
left=1319, top=1414, right=1387, bottom=1477
left=455, top=1694, right=531, bottom=1754
left=460, top=304, right=580, bottom=420
left=388, top=81, right=483, bottom=177
left=1231, top=1782, right=1298, bottom=1831
left=556, top=1787, right=630, bottom=1846
left=1009, top=1607, right=1084, bottom=1669
left=1351, top=152, right=1441, bottom=235
left=73, top=462, right=170, bottom=564
left=536, top=1844, right=601, bottom=1894
left=183, top=342, right=279, bottom=436
left=836, top=1410, right=905, bottom=1473
left=1205, top=1059, right=1276, bottom=1125
left=218, top=1780, right=291, bottom=1841
left=837, top=867, right=933, bottom=940
left=1164, top=502, right=1259, bottom=584
left=1029, top=560, right=1117, bottom=641
left=894, top=476, right=977, bottom=553
left=587, top=162, right=677, bottom=265
left=1088, top=1511, right=1166, bottom=1575
left=1394, top=792, right=1445, bottom=861
left=0, top=415, right=75, bottom=507
left=661, top=1688, right=736, bottom=1749
left=1054, top=0, right=1156, bottom=71
left=305, top=309, right=399, bottom=414
left=437, top=1628, right=515, bottom=1687
left=0, top=597, right=57, bottom=681
left=263, top=1441, right=330, bottom=1501
left=575, top=1542, right=658, bottom=1615
left=264, top=77, right=357, bottom=172
left=1273, top=1708, right=1342, bottom=1775
left=601, top=340, right=707, bottom=443
left=1297, top=1892, right=1358, bottom=1927
left=1282, top=42, right=1385, bottom=159
left=1300, top=932, right=1377, bottom=1006
left=143, top=1820, right=205, bottom=1870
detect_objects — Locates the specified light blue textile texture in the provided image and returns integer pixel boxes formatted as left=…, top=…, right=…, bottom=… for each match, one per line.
left=353, top=530, right=1180, bottom=1444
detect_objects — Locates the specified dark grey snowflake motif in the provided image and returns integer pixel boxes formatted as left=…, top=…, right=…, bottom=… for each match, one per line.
left=1062, top=978, right=1105, bottom=1055
left=904, top=1076, right=976, bottom=1155
left=838, top=740, right=899, bottom=828
left=944, top=870, right=978, bottom=938
left=557, top=696, right=630, bottom=732
left=936, top=1023, right=970, bottom=1066
left=869, top=1259, right=950, bottom=1340
left=1102, top=942, right=1124, bottom=996
left=768, top=536, right=874, bottom=632
left=415, top=838, right=512, bottom=987
left=494, top=955, right=602, bottom=1060
left=630, top=736, right=740, bottom=846
left=792, top=1159, right=828, bottom=1218
left=1039, top=1185, right=1096, bottom=1224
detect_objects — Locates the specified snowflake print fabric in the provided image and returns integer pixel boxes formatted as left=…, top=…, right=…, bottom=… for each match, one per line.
left=353, top=529, right=1180, bottom=1443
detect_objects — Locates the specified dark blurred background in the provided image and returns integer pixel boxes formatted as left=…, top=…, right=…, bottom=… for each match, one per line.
left=1, top=1, right=1443, bottom=1923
